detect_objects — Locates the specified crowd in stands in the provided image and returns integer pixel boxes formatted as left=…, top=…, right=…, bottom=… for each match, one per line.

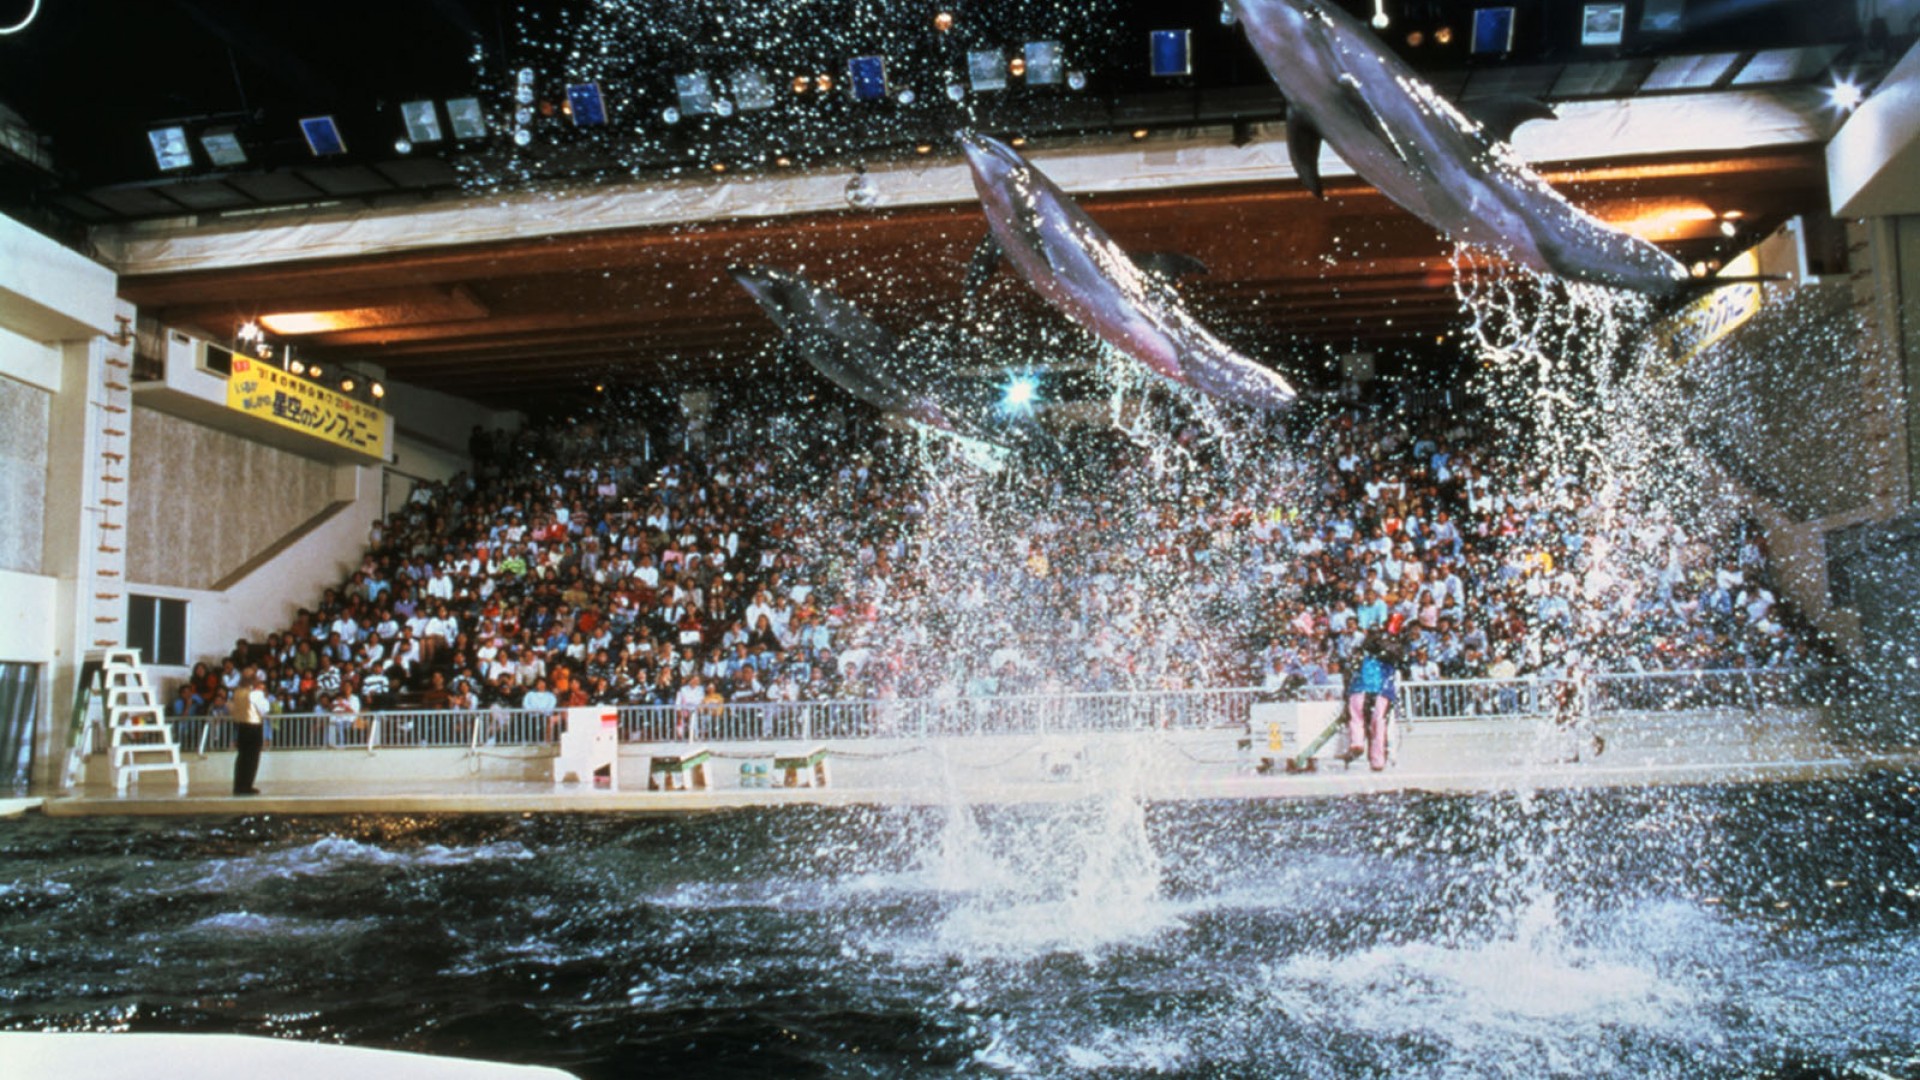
left=172, top=391, right=1813, bottom=722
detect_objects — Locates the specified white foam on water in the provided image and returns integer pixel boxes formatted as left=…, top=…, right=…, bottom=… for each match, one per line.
left=181, top=911, right=366, bottom=938
left=195, top=836, right=534, bottom=889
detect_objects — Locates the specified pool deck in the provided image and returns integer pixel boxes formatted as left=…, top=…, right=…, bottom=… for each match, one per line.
left=17, top=709, right=1919, bottom=818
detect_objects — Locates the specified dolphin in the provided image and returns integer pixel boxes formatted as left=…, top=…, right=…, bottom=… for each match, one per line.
left=729, top=264, right=1012, bottom=454
left=955, top=131, right=1298, bottom=412
left=1227, top=0, right=1695, bottom=297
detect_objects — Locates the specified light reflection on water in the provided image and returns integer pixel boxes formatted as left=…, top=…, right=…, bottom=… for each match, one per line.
left=1, top=774, right=1917, bottom=1078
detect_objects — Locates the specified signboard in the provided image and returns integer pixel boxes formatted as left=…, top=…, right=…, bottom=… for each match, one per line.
left=226, top=357, right=386, bottom=458
left=1653, top=251, right=1765, bottom=370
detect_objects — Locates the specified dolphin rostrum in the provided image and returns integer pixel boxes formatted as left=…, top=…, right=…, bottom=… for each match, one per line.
left=956, top=131, right=1298, bottom=412
left=729, top=264, right=1012, bottom=457
left=1228, top=0, right=1695, bottom=297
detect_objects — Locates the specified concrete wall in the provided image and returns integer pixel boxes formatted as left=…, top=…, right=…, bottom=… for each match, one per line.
left=125, top=405, right=340, bottom=590
left=0, top=377, right=48, bottom=575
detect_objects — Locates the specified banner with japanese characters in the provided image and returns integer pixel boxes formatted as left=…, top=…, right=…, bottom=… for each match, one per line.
left=227, top=357, right=387, bottom=458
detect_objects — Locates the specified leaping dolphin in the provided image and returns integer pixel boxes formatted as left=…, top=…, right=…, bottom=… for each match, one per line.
left=729, top=264, right=1013, bottom=459
left=1227, top=0, right=1695, bottom=297
left=956, top=131, right=1298, bottom=412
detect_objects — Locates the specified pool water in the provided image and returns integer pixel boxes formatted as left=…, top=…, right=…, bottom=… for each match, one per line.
left=2, top=774, right=1918, bottom=1078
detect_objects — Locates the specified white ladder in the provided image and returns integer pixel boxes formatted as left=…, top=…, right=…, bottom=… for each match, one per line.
left=99, top=649, right=188, bottom=796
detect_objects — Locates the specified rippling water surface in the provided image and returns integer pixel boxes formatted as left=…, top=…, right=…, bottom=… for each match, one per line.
left=3, top=774, right=1918, bottom=1078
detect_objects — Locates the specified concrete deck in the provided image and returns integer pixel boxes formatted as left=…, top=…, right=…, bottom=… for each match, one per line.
left=23, top=709, right=1920, bottom=818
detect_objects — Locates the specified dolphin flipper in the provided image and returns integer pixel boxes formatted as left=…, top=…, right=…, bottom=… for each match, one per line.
left=1463, top=95, right=1557, bottom=143
left=1287, top=117, right=1326, bottom=197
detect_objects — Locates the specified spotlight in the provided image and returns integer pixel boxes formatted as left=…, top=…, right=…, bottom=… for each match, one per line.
left=1221, top=2, right=1237, bottom=25
left=792, top=74, right=812, bottom=94
left=914, top=143, right=932, bottom=154
left=968, top=49, right=1006, bottom=92
left=896, top=88, right=916, bottom=105
left=775, top=155, right=794, bottom=167
left=199, top=127, right=248, bottom=167
left=946, top=81, right=967, bottom=102
left=394, top=137, right=413, bottom=155
left=255, top=342, right=272, bottom=359
left=1008, top=56, right=1027, bottom=79
left=236, top=321, right=262, bottom=345
left=512, top=128, right=533, bottom=147
left=517, top=67, right=535, bottom=85
left=1010, top=135, right=1028, bottom=147
left=299, top=115, right=347, bottom=156
left=1132, top=127, right=1150, bottom=140
left=370, top=381, right=385, bottom=400
left=1066, top=70, right=1088, bottom=91
left=848, top=56, right=888, bottom=101
left=288, top=358, right=305, bottom=376
left=446, top=97, right=487, bottom=140
left=148, top=126, right=193, bottom=171
left=307, top=363, right=323, bottom=379
left=1718, top=220, right=1738, bottom=237
left=933, top=11, right=953, bottom=32
left=814, top=73, right=834, bottom=93
left=1024, top=42, right=1063, bottom=86
left=661, top=106, right=682, bottom=125
left=401, top=99, right=444, bottom=145
left=514, top=106, right=534, bottom=127
left=711, top=161, right=727, bottom=173
left=1435, top=25, right=1454, bottom=44
left=566, top=82, right=607, bottom=125
left=1406, top=30, right=1425, bottom=46
left=714, top=97, right=736, bottom=117
left=1002, top=375, right=1038, bottom=409
left=515, top=85, right=535, bottom=106
left=1149, top=30, right=1192, bottom=77
left=341, top=377, right=356, bottom=393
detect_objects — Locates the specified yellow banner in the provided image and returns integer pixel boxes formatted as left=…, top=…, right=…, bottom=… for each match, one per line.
left=227, top=357, right=387, bottom=458
left=1654, top=250, right=1764, bottom=370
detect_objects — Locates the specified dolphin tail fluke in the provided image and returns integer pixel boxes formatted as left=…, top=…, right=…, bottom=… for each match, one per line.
left=963, top=233, right=1004, bottom=296
left=1287, top=118, right=1326, bottom=198
left=1464, top=95, right=1557, bottom=142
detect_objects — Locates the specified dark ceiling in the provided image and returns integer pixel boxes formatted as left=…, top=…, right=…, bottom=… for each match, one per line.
left=0, top=1, right=1895, bottom=409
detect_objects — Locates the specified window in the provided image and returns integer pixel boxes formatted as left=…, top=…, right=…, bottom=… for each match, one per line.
left=127, top=595, right=188, bottom=667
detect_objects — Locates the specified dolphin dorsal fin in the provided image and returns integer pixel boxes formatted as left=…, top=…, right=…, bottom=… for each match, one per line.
left=1287, top=117, right=1326, bottom=198
left=1463, top=95, right=1556, bottom=143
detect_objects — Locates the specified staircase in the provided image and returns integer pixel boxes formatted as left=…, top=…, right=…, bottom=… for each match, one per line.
left=99, top=649, right=188, bottom=796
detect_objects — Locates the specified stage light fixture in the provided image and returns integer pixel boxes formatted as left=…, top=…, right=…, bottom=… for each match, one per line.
left=675, top=72, right=716, bottom=116
left=514, top=105, right=534, bottom=127
left=731, top=66, right=776, bottom=111
left=1149, top=30, right=1192, bottom=77
left=394, top=137, right=413, bottom=155
left=517, top=67, right=535, bottom=85
left=848, top=55, right=888, bottom=102
left=1008, top=56, right=1027, bottom=79
left=946, top=81, right=967, bottom=102
left=1470, top=8, right=1516, bottom=54
left=401, top=99, right=443, bottom=145
left=446, top=97, right=486, bottom=139
left=1024, top=42, right=1063, bottom=86
left=299, top=116, right=347, bottom=157
left=341, top=377, right=356, bottom=393
left=714, top=97, right=736, bottom=117
left=792, top=74, right=811, bottom=94
left=661, top=105, right=682, bottom=125
left=199, top=127, right=248, bottom=167
left=1827, top=75, right=1865, bottom=112
left=896, top=88, right=916, bottom=105
left=775, top=155, right=793, bottom=167
left=148, top=126, right=193, bottom=171
left=307, top=363, right=323, bottom=379
left=1066, top=70, right=1088, bottom=91
left=1407, top=30, right=1425, bottom=46
left=512, top=128, right=533, bottom=147
left=370, top=381, right=386, bottom=400
left=933, top=11, right=953, bottom=32
left=236, top=321, right=262, bottom=344
left=968, top=49, right=1006, bottom=92
left=515, top=84, right=535, bottom=106
left=915, top=142, right=932, bottom=154
left=814, top=73, right=834, bottom=93
left=1002, top=375, right=1038, bottom=409
left=1131, top=127, right=1150, bottom=140
left=567, top=82, right=607, bottom=125
left=1434, top=25, right=1453, bottom=44
left=711, top=161, right=727, bottom=173
left=288, top=358, right=305, bottom=376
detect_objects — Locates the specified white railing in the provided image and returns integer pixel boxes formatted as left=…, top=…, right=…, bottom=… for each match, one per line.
left=158, top=669, right=1821, bottom=754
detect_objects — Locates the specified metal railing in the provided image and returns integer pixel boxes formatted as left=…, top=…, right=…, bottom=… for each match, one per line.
left=149, top=669, right=1821, bottom=755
